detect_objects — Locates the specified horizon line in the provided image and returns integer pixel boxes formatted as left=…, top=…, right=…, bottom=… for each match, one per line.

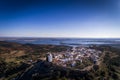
left=0, top=36, right=120, bottom=39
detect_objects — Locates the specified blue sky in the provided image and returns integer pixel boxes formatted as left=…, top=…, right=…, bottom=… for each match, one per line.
left=0, top=0, right=120, bottom=38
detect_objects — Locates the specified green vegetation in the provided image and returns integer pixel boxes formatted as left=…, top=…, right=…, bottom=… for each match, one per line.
left=0, top=58, right=29, bottom=80
left=0, top=41, right=120, bottom=80
left=0, top=41, right=71, bottom=80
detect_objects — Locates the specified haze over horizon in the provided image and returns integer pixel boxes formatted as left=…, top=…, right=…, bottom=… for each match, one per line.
left=0, top=0, right=120, bottom=38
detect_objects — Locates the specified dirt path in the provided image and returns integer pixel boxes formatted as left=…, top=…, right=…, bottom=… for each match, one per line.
left=96, top=51, right=105, bottom=65
left=81, top=65, right=93, bottom=71
left=81, top=51, right=106, bottom=71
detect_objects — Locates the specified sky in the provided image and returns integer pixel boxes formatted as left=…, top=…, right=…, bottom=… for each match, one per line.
left=0, top=0, right=120, bottom=38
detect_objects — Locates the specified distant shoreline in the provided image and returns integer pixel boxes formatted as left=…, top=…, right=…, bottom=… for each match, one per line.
left=0, top=38, right=120, bottom=48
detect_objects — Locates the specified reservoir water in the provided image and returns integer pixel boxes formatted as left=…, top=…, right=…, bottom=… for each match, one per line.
left=2, top=38, right=120, bottom=46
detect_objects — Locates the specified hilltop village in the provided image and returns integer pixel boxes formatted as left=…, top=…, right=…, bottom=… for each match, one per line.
left=0, top=41, right=120, bottom=80
left=46, top=46, right=102, bottom=68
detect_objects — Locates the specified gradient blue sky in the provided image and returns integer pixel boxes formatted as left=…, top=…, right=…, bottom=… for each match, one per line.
left=0, top=0, right=120, bottom=38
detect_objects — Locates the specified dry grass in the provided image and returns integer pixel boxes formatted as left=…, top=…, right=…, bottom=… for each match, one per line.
left=0, top=50, right=26, bottom=63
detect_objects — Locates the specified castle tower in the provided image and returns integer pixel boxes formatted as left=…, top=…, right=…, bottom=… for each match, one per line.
left=46, top=52, right=53, bottom=62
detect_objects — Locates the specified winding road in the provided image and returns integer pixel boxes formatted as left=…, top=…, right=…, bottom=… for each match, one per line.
left=16, top=61, right=44, bottom=80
